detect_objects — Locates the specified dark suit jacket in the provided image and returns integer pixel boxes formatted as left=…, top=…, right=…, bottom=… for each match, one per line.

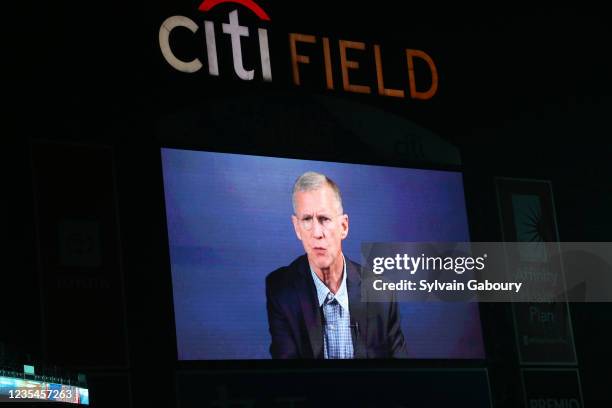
left=265, top=254, right=408, bottom=359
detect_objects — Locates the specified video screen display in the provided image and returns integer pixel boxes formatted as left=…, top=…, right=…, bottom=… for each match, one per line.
left=161, top=148, right=484, bottom=360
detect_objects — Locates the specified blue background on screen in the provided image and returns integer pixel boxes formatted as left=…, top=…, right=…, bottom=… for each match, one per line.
left=161, top=148, right=485, bottom=360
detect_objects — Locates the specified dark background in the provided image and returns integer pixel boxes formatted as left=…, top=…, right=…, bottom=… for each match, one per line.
left=4, top=1, right=611, bottom=407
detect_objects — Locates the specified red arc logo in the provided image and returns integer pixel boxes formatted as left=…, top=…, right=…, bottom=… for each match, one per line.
left=198, top=0, right=271, bottom=21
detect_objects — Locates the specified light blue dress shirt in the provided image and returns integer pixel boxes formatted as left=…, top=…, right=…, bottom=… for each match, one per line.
left=309, top=254, right=354, bottom=359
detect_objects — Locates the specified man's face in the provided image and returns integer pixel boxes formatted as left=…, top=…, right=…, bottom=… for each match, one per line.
left=292, top=185, right=349, bottom=270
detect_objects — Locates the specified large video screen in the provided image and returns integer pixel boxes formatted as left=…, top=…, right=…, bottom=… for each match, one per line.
left=161, top=148, right=484, bottom=360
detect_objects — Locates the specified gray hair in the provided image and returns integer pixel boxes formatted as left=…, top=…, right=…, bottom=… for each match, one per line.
left=292, top=171, right=343, bottom=214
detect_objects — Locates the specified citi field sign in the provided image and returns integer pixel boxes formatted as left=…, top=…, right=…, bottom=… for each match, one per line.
left=159, top=0, right=438, bottom=100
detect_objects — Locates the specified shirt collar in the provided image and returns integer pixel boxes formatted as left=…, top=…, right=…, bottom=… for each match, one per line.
left=309, top=253, right=349, bottom=311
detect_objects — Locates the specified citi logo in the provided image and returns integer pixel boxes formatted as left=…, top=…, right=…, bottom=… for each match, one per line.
left=159, top=1, right=438, bottom=101
left=159, top=0, right=272, bottom=81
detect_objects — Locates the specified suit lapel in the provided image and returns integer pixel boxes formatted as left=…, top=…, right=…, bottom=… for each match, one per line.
left=293, top=257, right=324, bottom=359
left=347, top=258, right=367, bottom=359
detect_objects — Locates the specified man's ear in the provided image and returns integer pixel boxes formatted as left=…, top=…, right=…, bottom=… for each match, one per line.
left=340, top=214, right=349, bottom=240
left=291, top=215, right=303, bottom=241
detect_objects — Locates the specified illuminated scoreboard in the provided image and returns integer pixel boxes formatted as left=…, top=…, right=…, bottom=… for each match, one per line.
left=0, top=375, right=89, bottom=405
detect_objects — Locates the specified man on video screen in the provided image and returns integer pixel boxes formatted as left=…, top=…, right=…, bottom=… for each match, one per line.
left=265, top=171, right=408, bottom=359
